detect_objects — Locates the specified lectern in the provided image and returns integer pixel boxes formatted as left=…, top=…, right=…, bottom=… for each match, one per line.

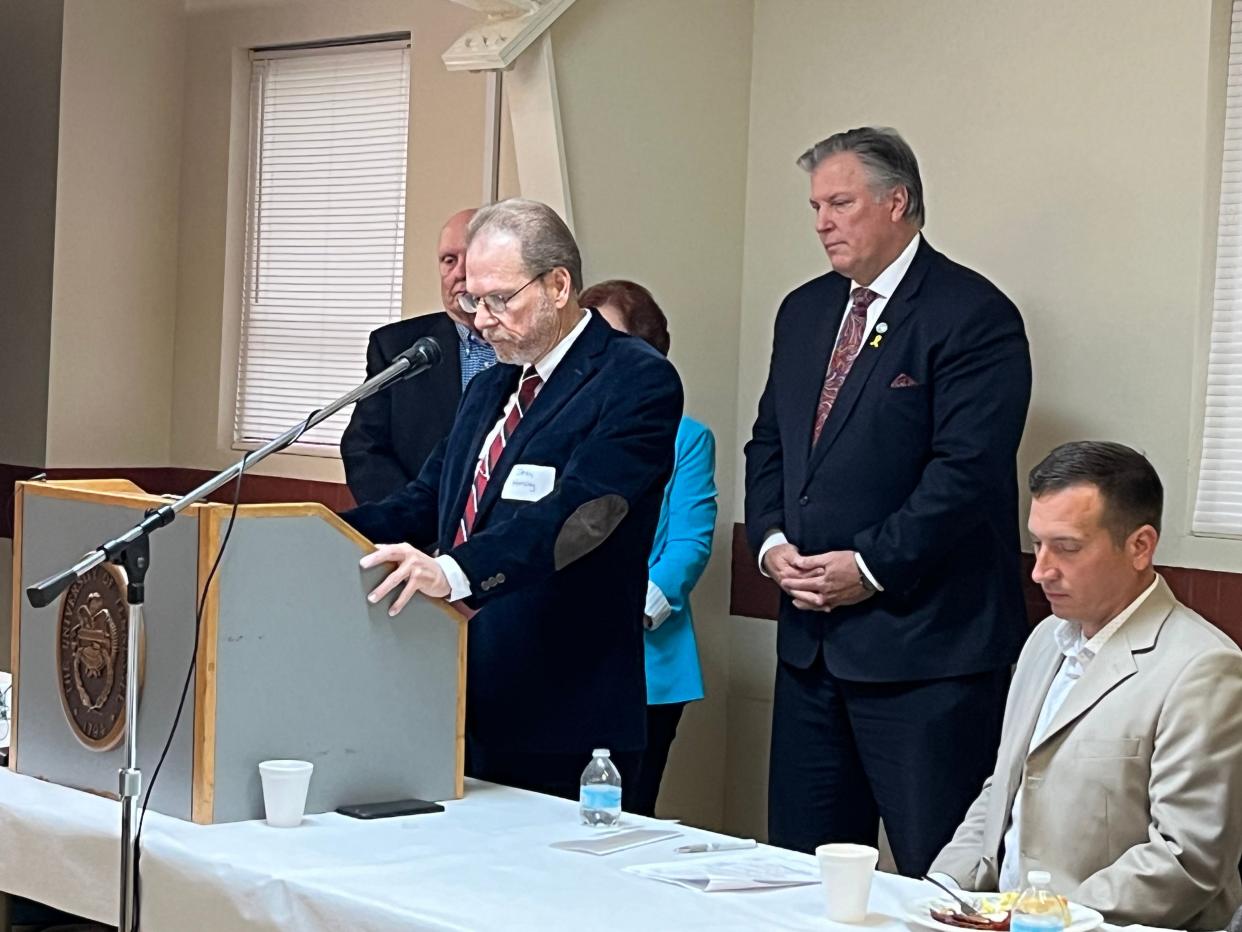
left=9, top=479, right=465, bottom=824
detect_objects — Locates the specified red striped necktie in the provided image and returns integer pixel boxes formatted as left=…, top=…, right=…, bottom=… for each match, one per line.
left=454, top=367, right=543, bottom=545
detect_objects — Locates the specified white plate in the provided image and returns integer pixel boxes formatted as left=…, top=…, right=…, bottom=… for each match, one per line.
left=905, top=895, right=1104, bottom=932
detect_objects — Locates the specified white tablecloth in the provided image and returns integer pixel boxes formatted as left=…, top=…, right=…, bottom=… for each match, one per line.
left=0, top=769, right=1170, bottom=931
left=0, top=769, right=930, bottom=930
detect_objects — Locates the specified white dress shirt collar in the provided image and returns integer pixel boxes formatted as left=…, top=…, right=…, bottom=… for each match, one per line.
left=1051, top=573, right=1161, bottom=676
left=531, top=308, right=591, bottom=382
left=852, top=232, right=921, bottom=300
left=834, top=232, right=922, bottom=350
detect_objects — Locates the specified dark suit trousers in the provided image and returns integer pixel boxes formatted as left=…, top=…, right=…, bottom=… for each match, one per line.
left=768, top=653, right=1007, bottom=876
left=466, top=739, right=641, bottom=804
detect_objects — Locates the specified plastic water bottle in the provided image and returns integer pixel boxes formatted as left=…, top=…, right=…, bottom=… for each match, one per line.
left=1010, top=870, right=1071, bottom=932
left=579, top=748, right=622, bottom=827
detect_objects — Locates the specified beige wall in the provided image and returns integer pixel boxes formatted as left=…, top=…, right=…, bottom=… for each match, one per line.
left=170, top=0, right=487, bottom=481
left=724, top=0, right=1238, bottom=839
left=44, top=0, right=185, bottom=467
left=552, top=0, right=755, bottom=830
left=0, top=0, right=63, bottom=468
left=0, top=0, right=64, bottom=674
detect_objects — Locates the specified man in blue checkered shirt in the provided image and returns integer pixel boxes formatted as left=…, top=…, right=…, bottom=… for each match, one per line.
left=342, top=209, right=498, bottom=504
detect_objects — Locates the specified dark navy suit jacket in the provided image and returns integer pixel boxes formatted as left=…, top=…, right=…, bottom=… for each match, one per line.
left=340, top=312, right=463, bottom=504
left=343, top=311, right=683, bottom=753
left=744, top=238, right=1033, bottom=682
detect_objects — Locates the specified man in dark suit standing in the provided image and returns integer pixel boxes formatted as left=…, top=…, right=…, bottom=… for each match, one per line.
left=343, top=199, right=683, bottom=799
left=745, top=127, right=1032, bottom=875
left=340, top=207, right=497, bottom=504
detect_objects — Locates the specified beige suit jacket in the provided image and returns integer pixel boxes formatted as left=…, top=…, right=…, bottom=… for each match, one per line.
left=931, top=577, right=1242, bottom=930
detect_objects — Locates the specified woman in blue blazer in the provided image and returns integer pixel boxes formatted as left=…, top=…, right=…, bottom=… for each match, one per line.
left=581, top=280, right=718, bottom=817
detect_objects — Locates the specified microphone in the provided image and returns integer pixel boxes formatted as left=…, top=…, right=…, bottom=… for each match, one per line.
left=395, top=336, right=442, bottom=380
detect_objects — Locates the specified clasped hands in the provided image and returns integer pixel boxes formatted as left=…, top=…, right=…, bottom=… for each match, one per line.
left=763, top=543, right=873, bottom=612
left=360, top=543, right=450, bottom=617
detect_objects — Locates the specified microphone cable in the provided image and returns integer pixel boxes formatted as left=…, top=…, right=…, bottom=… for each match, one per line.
left=130, top=407, right=321, bottom=930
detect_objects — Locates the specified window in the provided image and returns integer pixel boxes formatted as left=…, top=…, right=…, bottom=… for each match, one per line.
left=234, top=36, right=410, bottom=451
left=1195, top=3, right=1242, bottom=537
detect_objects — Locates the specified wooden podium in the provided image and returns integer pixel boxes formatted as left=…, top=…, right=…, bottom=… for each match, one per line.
left=8, top=479, right=465, bottom=824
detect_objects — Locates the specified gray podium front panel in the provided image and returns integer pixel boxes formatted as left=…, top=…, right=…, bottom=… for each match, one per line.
left=16, top=493, right=199, bottom=820
left=210, top=515, right=461, bottom=823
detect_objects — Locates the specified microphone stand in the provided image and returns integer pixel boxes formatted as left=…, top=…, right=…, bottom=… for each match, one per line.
left=25, top=339, right=440, bottom=932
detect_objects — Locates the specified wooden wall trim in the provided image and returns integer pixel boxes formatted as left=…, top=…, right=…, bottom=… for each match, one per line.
left=8, top=484, right=23, bottom=772
left=729, top=523, right=780, bottom=621
left=729, top=522, right=1242, bottom=647
left=1, top=463, right=355, bottom=540
left=191, top=508, right=221, bottom=825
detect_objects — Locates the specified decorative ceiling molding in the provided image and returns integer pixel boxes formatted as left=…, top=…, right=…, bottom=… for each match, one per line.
left=441, top=0, right=577, bottom=72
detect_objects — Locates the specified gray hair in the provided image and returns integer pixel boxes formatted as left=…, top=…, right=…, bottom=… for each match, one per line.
left=466, top=198, right=583, bottom=292
left=797, top=127, right=925, bottom=228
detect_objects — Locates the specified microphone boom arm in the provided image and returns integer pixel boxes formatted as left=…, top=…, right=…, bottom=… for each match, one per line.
left=26, top=337, right=442, bottom=608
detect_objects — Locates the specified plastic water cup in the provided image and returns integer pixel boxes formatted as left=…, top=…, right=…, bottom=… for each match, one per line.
left=815, top=843, right=878, bottom=922
left=258, top=759, right=313, bottom=828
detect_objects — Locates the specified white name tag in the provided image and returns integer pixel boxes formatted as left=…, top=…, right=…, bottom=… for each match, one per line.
left=501, top=464, right=557, bottom=502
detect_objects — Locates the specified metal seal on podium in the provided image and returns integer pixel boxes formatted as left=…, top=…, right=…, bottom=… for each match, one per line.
left=55, top=565, right=142, bottom=751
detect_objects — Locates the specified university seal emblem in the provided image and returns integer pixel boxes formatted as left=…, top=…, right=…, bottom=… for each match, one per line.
left=56, top=565, right=140, bottom=750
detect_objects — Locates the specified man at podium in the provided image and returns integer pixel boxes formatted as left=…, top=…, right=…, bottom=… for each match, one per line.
left=342, top=198, right=683, bottom=800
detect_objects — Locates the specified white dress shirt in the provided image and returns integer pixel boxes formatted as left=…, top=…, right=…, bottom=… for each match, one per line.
left=997, top=574, right=1161, bottom=891
left=436, top=309, right=592, bottom=601
left=757, top=232, right=923, bottom=589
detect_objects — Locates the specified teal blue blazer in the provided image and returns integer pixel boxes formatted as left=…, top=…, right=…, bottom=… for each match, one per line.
left=645, top=416, right=717, bottom=705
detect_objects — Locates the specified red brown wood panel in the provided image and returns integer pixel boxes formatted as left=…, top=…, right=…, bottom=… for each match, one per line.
left=1, top=462, right=350, bottom=539
left=729, top=523, right=781, bottom=621
left=730, top=522, right=1242, bottom=648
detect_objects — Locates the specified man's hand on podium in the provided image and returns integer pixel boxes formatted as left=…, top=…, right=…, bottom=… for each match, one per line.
left=361, top=543, right=451, bottom=616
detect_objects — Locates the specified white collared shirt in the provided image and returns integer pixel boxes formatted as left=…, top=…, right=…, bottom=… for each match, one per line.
left=757, top=233, right=923, bottom=590
left=436, top=309, right=592, bottom=601
left=998, top=574, right=1161, bottom=891
left=833, top=231, right=922, bottom=347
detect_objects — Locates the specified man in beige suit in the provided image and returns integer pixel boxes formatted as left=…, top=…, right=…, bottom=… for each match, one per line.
left=931, top=441, right=1242, bottom=930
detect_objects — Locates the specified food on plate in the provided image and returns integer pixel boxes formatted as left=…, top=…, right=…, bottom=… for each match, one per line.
left=929, top=891, right=1070, bottom=930
left=928, top=906, right=1010, bottom=930
left=977, top=893, right=1020, bottom=912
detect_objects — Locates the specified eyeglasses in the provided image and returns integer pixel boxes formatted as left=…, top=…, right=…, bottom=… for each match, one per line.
left=457, top=271, right=547, bottom=318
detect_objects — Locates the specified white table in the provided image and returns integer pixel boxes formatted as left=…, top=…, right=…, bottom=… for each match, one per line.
left=0, top=769, right=1157, bottom=931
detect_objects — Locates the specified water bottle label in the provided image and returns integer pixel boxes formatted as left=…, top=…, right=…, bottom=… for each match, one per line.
left=579, top=784, right=621, bottom=809
left=1011, top=915, right=1065, bottom=932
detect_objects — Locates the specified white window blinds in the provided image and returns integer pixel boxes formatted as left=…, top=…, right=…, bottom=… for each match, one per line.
left=1195, top=2, right=1242, bottom=537
left=234, top=39, right=410, bottom=450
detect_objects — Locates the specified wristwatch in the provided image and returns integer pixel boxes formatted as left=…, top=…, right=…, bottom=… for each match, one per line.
left=857, top=565, right=877, bottom=594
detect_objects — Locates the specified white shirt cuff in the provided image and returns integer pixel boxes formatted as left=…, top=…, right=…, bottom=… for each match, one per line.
left=435, top=555, right=473, bottom=602
left=644, top=580, right=672, bottom=631
left=757, top=531, right=789, bottom=578
left=854, top=551, right=883, bottom=592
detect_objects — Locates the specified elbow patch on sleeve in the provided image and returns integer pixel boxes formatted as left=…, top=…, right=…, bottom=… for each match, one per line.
left=553, top=494, right=629, bottom=570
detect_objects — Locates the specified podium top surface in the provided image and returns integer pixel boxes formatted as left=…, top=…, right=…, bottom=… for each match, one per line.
left=15, top=479, right=372, bottom=552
